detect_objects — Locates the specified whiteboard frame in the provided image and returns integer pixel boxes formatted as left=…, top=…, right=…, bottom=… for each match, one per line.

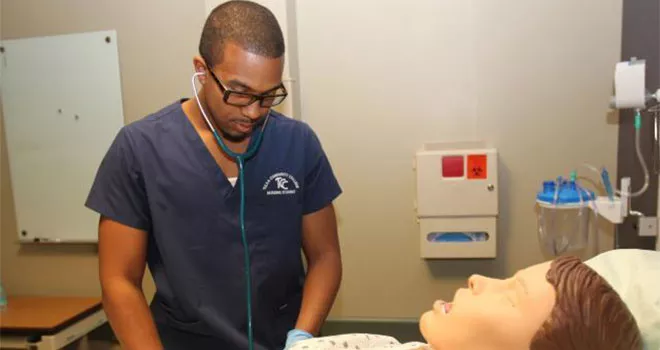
left=1, top=30, right=124, bottom=244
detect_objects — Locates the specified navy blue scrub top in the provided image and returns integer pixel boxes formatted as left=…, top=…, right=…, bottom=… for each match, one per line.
left=85, top=100, right=342, bottom=350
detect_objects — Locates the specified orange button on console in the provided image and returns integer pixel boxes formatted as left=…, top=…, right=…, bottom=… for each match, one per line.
left=467, top=154, right=487, bottom=179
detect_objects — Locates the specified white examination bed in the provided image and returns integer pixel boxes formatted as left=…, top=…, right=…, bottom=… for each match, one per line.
left=586, top=248, right=660, bottom=350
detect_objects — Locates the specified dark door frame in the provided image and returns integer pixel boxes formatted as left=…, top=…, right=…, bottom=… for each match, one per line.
left=616, top=0, right=660, bottom=250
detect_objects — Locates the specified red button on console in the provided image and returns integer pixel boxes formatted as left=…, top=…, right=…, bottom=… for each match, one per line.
left=442, top=155, right=464, bottom=178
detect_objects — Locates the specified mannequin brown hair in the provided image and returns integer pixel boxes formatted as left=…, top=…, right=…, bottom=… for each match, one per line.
left=530, top=255, right=642, bottom=349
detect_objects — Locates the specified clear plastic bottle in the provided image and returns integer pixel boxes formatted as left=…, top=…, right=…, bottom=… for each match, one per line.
left=536, top=179, right=595, bottom=256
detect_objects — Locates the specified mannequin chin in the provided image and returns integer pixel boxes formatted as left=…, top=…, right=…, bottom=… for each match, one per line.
left=419, top=261, right=556, bottom=350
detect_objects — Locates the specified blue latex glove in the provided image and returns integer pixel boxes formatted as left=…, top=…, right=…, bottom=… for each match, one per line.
left=284, top=329, right=313, bottom=349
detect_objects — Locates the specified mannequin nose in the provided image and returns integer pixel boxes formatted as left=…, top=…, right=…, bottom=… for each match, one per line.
left=468, top=275, right=486, bottom=294
left=469, top=274, right=505, bottom=295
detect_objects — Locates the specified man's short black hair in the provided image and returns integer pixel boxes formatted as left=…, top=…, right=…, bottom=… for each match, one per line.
left=199, top=0, right=285, bottom=67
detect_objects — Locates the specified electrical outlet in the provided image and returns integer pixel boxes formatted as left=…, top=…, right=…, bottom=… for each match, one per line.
left=637, top=217, right=658, bottom=237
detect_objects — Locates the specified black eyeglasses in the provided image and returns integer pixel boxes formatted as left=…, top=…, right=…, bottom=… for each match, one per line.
left=208, top=69, right=288, bottom=108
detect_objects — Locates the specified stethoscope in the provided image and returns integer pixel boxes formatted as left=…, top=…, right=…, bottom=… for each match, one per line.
left=191, top=71, right=270, bottom=350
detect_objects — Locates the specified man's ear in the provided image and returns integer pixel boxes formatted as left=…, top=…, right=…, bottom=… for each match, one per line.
left=193, top=56, right=208, bottom=84
left=197, top=68, right=207, bottom=85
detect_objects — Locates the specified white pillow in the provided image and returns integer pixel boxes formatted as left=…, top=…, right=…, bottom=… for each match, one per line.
left=585, top=249, right=660, bottom=349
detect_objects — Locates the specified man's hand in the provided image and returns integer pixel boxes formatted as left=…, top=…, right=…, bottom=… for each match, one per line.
left=294, top=203, right=342, bottom=335
left=99, top=217, right=164, bottom=350
left=284, top=329, right=314, bottom=349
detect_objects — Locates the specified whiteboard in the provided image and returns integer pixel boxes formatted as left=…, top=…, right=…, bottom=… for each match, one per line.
left=1, top=30, right=124, bottom=243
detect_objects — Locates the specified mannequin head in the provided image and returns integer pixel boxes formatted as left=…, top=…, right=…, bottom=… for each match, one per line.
left=419, top=255, right=642, bottom=349
left=529, top=255, right=641, bottom=348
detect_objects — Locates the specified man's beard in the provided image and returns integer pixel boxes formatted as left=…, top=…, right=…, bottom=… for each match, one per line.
left=218, top=115, right=266, bottom=143
left=219, top=126, right=248, bottom=143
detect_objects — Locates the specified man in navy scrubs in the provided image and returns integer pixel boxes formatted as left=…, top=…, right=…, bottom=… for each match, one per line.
left=85, top=1, right=343, bottom=349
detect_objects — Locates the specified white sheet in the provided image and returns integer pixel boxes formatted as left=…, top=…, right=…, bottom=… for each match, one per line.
left=289, top=334, right=430, bottom=350
left=586, top=248, right=660, bottom=349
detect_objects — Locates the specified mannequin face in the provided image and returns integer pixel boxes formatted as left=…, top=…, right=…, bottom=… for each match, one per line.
left=419, top=261, right=556, bottom=350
